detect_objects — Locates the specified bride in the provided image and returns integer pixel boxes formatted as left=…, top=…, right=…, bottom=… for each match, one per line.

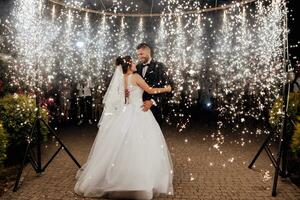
left=74, top=55, right=174, bottom=199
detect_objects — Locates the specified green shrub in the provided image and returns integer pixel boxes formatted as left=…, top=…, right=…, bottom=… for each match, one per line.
left=0, top=93, right=48, bottom=163
left=291, top=117, right=300, bottom=155
left=0, top=60, right=15, bottom=97
left=269, top=93, right=300, bottom=185
left=0, top=122, right=8, bottom=164
left=269, top=97, right=284, bottom=130
left=269, top=92, right=300, bottom=133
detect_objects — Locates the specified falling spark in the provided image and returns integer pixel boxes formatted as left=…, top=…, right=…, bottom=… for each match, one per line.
left=0, top=0, right=287, bottom=172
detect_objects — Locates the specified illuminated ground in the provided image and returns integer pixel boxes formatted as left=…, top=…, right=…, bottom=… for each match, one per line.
left=1, top=122, right=300, bottom=200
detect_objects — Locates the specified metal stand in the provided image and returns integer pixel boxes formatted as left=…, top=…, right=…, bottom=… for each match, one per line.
left=248, top=81, right=292, bottom=196
left=13, top=93, right=81, bottom=192
left=249, top=1, right=293, bottom=196
left=248, top=128, right=282, bottom=174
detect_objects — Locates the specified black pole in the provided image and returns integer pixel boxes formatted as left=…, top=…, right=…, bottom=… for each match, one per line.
left=280, top=79, right=290, bottom=178
left=272, top=0, right=290, bottom=196
left=35, top=93, right=43, bottom=173
left=280, top=2, right=290, bottom=178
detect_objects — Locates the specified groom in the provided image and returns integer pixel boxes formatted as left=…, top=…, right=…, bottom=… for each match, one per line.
left=135, top=42, right=171, bottom=125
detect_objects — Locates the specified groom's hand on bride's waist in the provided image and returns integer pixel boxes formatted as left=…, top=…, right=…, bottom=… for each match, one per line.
left=125, top=89, right=130, bottom=98
left=141, top=100, right=153, bottom=112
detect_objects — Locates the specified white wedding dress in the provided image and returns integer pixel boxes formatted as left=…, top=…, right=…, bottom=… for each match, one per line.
left=74, top=74, right=174, bottom=199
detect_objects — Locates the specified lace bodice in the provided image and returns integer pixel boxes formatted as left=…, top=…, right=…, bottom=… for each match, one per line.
left=126, top=74, right=144, bottom=106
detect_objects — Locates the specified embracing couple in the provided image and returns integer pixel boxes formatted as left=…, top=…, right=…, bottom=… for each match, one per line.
left=74, top=43, right=174, bottom=199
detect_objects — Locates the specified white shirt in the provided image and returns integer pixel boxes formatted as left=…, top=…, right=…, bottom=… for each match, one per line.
left=142, top=58, right=152, bottom=77
left=77, top=79, right=94, bottom=97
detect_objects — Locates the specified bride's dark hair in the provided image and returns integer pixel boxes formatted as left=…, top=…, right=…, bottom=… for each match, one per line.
left=115, top=56, right=123, bottom=66
left=119, top=55, right=132, bottom=74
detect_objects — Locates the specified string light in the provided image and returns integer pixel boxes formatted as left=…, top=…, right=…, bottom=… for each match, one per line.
left=48, top=0, right=258, bottom=17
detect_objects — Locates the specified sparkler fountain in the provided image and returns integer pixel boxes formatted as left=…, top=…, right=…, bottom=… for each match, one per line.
left=9, top=0, right=81, bottom=192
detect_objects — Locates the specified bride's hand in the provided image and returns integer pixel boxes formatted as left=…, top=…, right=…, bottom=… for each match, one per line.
left=165, top=85, right=172, bottom=92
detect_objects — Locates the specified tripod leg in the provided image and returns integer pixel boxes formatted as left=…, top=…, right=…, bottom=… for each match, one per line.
left=13, top=118, right=38, bottom=192
left=28, top=148, right=39, bottom=172
left=272, top=114, right=287, bottom=196
left=40, top=119, right=81, bottom=168
left=42, top=145, right=62, bottom=171
left=272, top=142, right=283, bottom=197
left=13, top=150, right=28, bottom=192
left=248, top=132, right=275, bottom=169
left=265, top=146, right=281, bottom=173
left=36, top=117, right=43, bottom=173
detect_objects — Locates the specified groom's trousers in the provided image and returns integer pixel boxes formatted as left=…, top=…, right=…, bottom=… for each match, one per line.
left=151, top=106, right=163, bottom=126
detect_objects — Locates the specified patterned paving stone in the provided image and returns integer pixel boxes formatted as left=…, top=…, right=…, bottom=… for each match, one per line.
left=1, top=123, right=300, bottom=200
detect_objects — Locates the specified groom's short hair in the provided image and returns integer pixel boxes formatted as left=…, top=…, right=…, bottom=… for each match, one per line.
left=136, top=42, right=152, bottom=50
left=136, top=42, right=153, bottom=56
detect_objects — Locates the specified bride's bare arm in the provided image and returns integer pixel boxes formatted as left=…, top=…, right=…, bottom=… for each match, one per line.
left=134, top=74, right=171, bottom=94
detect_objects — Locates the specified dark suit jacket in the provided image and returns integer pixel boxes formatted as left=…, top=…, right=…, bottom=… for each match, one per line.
left=136, top=59, right=171, bottom=108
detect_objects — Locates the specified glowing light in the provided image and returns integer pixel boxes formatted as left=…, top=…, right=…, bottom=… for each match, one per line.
left=75, top=41, right=84, bottom=48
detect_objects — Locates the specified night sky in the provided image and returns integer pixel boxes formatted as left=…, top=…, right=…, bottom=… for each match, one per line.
left=287, top=0, right=300, bottom=64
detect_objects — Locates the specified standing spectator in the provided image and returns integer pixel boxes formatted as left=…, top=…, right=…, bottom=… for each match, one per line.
left=292, top=62, right=300, bottom=92
left=59, top=79, right=72, bottom=123
left=45, top=83, right=60, bottom=126
left=69, top=83, right=79, bottom=123
left=77, top=77, right=94, bottom=125
left=92, top=86, right=103, bottom=122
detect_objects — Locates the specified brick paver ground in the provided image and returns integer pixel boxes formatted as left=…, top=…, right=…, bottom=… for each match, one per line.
left=1, top=122, right=300, bottom=200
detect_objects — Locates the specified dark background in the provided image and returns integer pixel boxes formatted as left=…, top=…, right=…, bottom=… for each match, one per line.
left=287, top=0, right=300, bottom=66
